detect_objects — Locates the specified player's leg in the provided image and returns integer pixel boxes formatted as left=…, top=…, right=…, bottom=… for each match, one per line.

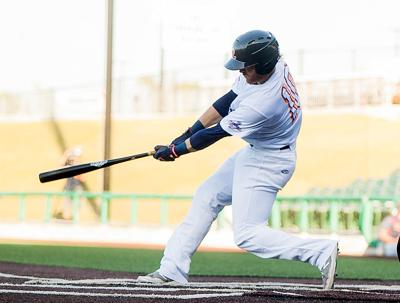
left=231, top=147, right=338, bottom=286
left=140, top=150, right=242, bottom=284
left=233, top=190, right=336, bottom=269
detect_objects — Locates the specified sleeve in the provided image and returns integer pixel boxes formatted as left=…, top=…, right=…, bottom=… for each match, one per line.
left=189, top=123, right=231, bottom=151
left=220, top=104, right=268, bottom=138
left=212, top=90, right=237, bottom=117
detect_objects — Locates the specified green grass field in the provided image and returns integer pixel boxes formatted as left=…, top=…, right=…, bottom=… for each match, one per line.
left=0, top=244, right=398, bottom=280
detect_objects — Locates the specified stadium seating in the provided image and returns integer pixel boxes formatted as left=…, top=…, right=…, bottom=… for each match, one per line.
left=307, top=168, right=400, bottom=198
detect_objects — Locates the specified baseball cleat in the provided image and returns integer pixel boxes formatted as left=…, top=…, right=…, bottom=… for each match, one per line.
left=321, top=243, right=339, bottom=290
left=137, top=271, right=174, bottom=284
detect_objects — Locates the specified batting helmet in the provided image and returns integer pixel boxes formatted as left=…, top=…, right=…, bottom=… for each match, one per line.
left=224, top=30, right=280, bottom=75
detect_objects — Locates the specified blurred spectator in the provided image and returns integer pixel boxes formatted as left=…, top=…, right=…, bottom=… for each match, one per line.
left=392, top=82, right=400, bottom=105
left=53, top=146, right=84, bottom=220
left=378, top=202, right=400, bottom=257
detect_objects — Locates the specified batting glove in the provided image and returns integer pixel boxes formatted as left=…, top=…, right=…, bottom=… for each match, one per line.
left=153, top=145, right=180, bottom=161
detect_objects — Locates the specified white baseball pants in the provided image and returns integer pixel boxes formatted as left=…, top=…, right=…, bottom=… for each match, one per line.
left=158, top=145, right=337, bottom=283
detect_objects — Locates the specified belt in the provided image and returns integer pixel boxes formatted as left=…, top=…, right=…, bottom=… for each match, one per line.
left=250, top=144, right=291, bottom=150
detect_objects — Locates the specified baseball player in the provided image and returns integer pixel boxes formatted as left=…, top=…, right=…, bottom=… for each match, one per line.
left=137, top=30, right=339, bottom=289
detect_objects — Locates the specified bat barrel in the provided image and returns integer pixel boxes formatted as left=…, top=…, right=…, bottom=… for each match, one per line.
left=39, top=151, right=155, bottom=183
left=39, top=164, right=100, bottom=183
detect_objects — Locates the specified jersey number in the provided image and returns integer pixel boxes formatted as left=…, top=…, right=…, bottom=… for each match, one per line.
left=281, top=64, right=300, bottom=122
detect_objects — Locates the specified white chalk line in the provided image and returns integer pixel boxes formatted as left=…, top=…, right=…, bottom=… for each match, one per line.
left=336, top=284, right=400, bottom=291
left=0, top=272, right=68, bottom=283
left=1, top=271, right=399, bottom=298
left=338, top=288, right=399, bottom=297
left=27, top=279, right=400, bottom=292
left=272, top=290, right=305, bottom=297
left=2, top=271, right=399, bottom=291
left=0, top=272, right=319, bottom=291
left=0, top=282, right=252, bottom=294
left=0, top=289, right=244, bottom=299
left=26, top=280, right=321, bottom=292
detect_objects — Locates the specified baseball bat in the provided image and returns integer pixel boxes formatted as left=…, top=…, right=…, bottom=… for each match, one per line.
left=39, top=151, right=155, bottom=183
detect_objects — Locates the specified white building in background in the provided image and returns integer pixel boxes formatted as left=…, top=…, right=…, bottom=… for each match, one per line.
left=1, top=0, right=400, bottom=121
left=0, top=76, right=399, bottom=121
left=0, top=71, right=399, bottom=121
left=1, top=31, right=400, bottom=120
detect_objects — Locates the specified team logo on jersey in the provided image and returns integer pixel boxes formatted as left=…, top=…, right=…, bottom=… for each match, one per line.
left=228, top=120, right=241, bottom=131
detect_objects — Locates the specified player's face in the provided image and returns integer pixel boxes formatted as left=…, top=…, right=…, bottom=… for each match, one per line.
left=239, top=65, right=265, bottom=84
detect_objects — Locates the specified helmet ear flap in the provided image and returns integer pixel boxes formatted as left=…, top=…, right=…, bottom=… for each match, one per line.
left=255, top=58, right=279, bottom=75
left=255, top=64, right=269, bottom=75
left=255, top=43, right=280, bottom=75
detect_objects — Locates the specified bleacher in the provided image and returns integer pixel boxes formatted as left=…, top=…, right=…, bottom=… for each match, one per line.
left=307, top=169, right=400, bottom=198
left=303, top=169, right=400, bottom=246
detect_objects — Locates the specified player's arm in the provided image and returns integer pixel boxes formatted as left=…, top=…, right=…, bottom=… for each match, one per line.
left=170, top=90, right=237, bottom=145
left=154, top=123, right=231, bottom=161
left=378, top=218, right=397, bottom=243
left=185, top=101, right=266, bottom=152
left=378, top=229, right=397, bottom=243
left=154, top=90, right=237, bottom=161
left=378, top=226, right=397, bottom=243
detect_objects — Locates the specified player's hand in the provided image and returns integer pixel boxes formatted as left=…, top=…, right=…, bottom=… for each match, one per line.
left=153, top=145, right=179, bottom=161
left=171, top=128, right=192, bottom=145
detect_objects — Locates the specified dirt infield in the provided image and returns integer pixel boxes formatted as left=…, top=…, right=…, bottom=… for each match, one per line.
left=0, top=261, right=399, bottom=303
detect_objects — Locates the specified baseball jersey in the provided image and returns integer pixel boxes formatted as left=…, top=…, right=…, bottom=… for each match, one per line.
left=220, top=60, right=302, bottom=149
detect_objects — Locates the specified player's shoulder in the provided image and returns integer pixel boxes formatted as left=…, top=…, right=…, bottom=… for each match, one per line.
left=270, top=59, right=287, bottom=81
left=232, top=74, right=247, bottom=94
